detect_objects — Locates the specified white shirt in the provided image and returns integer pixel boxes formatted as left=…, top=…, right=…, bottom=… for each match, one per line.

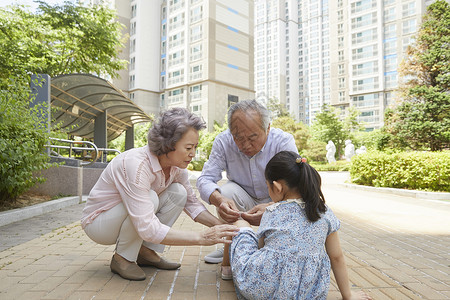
left=197, top=128, right=298, bottom=203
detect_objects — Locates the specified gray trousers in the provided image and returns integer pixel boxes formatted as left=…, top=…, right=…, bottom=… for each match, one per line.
left=84, top=183, right=187, bottom=262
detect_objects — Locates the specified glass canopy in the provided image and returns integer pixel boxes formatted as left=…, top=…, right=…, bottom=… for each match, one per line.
left=50, top=74, right=151, bottom=141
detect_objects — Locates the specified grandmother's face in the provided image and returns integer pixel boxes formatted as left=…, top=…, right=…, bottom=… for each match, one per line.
left=166, top=128, right=199, bottom=169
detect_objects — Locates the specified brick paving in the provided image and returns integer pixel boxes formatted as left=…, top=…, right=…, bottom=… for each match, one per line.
left=0, top=172, right=449, bottom=299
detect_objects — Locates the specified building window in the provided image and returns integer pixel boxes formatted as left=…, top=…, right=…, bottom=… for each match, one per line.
left=339, top=91, right=346, bottom=102
left=228, top=94, right=238, bottom=107
left=384, top=56, right=397, bottom=72
left=338, top=77, right=345, bottom=89
left=338, top=37, right=344, bottom=48
left=352, top=29, right=377, bottom=44
left=131, top=4, right=137, bottom=18
left=130, top=22, right=136, bottom=36
left=352, top=93, right=379, bottom=108
left=384, top=7, right=396, bottom=23
left=403, top=2, right=416, bottom=18
left=353, top=77, right=379, bottom=92
left=130, top=57, right=135, bottom=71
left=191, top=24, right=203, bottom=42
left=129, top=74, right=135, bottom=89
left=384, top=24, right=397, bottom=40
left=190, top=44, right=202, bottom=61
left=130, top=39, right=136, bottom=53
left=338, top=23, right=344, bottom=35
left=338, top=64, right=345, bottom=75
left=402, top=19, right=416, bottom=35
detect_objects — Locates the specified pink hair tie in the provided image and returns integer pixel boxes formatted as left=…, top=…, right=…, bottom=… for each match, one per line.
left=296, top=157, right=307, bottom=164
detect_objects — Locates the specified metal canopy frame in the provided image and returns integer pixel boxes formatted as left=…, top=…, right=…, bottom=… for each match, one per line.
left=50, top=73, right=152, bottom=141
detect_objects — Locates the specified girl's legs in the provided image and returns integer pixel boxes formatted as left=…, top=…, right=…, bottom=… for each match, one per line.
left=205, top=181, right=270, bottom=265
left=221, top=219, right=252, bottom=279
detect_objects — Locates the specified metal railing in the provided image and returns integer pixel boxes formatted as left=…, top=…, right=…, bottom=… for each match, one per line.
left=45, top=137, right=121, bottom=166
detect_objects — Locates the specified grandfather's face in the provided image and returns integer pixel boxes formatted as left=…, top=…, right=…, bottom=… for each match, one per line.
left=230, top=110, right=269, bottom=157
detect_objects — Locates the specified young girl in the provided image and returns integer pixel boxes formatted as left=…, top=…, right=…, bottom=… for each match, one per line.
left=228, top=151, right=371, bottom=300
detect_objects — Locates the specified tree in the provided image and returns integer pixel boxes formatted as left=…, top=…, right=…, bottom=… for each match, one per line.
left=0, top=79, right=53, bottom=204
left=271, top=116, right=310, bottom=153
left=0, top=1, right=127, bottom=87
left=0, top=1, right=127, bottom=202
left=310, top=104, right=348, bottom=158
left=198, top=120, right=228, bottom=160
left=267, top=98, right=291, bottom=119
left=387, top=0, right=450, bottom=151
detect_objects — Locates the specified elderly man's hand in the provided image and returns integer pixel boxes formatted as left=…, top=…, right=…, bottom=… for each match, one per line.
left=241, top=202, right=273, bottom=226
left=218, top=200, right=241, bottom=223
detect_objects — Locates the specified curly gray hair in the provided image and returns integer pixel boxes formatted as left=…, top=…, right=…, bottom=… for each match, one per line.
left=227, top=99, right=270, bottom=131
left=148, top=107, right=206, bottom=156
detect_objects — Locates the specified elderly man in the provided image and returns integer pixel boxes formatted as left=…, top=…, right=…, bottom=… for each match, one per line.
left=196, top=100, right=298, bottom=275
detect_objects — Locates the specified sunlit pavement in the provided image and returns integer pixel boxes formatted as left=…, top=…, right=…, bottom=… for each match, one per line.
left=0, top=172, right=449, bottom=299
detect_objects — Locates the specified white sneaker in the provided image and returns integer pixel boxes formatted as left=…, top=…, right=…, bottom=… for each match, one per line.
left=221, top=265, right=232, bottom=280
left=204, top=247, right=224, bottom=264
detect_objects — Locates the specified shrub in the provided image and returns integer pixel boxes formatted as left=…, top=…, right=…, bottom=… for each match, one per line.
left=302, top=140, right=327, bottom=162
left=309, top=160, right=350, bottom=172
left=350, top=151, right=450, bottom=192
left=0, top=79, right=53, bottom=205
left=188, top=159, right=205, bottom=171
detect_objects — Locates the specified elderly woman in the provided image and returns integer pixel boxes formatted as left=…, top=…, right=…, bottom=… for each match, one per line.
left=81, top=108, right=238, bottom=281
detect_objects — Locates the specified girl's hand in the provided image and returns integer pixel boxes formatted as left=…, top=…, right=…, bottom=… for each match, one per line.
left=347, top=290, right=372, bottom=300
left=200, top=224, right=239, bottom=245
left=241, top=202, right=273, bottom=226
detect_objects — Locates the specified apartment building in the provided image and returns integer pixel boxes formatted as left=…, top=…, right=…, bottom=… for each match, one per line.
left=113, top=0, right=254, bottom=130
left=329, top=0, right=431, bottom=130
left=255, top=0, right=436, bottom=130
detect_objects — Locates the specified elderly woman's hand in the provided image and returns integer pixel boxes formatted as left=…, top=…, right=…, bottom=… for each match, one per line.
left=200, top=224, right=239, bottom=245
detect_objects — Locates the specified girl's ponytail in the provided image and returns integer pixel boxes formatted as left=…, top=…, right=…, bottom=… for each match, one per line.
left=265, top=151, right=326, bottom=222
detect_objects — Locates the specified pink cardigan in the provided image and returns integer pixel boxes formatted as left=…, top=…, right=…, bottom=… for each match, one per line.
left=81, top=146, right=206, bottom=244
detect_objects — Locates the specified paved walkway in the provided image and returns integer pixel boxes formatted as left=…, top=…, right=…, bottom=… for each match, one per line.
left=0, top=172, right=449, bottom=299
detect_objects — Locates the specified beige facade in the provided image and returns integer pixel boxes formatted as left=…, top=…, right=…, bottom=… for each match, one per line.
left=160, top=0, right=255, bottom=130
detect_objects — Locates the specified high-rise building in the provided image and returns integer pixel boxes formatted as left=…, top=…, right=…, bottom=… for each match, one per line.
left=255, top=0, right=438, bottom=130
left=113, top=0, right=255, bottom=130
left=329, top=0, right=432, bottom=130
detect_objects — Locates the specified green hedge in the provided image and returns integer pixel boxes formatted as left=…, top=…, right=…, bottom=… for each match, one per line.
left=350, top=151, right=450, bottom=192
left=309, top=161, right=350, bottom=172
left=0, top=80, right=53, bottom=205
left=187, top=160, right=205, bottom=171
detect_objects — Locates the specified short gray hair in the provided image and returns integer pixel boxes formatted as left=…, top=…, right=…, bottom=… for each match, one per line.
left=148, top=107, right=206, bottom=156
left=227, top=99, right=270, bottom=131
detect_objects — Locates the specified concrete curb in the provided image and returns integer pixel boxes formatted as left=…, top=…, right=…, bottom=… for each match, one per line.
left=342, top=183, right=450, bottom=201
left=0, top=196, right=82, bottom=227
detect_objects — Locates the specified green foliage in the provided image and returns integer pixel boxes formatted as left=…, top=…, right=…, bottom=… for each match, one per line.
left=310, top=104, right=348, bottom=158
left=108, top=122, right=152, bottom=153
left=309, top=161, right=350, bottom=172
left=187, top=160, right=205, bottom=171
left=350, top=151, right=450, bottom=192
left=352, top=129, right=392, bottom=151
left=389, top=0, right=450, bottom=151
left=0, top=79, right=53, bottom=204
left=271, top=116, right=310, bottom=152
left=198, top=120, right=228, bottom=159
left=0, top=1, right=127, bottom=88
left=267, top=98, right=291, bottom=119
left=302, top=140, right=327, bottom=162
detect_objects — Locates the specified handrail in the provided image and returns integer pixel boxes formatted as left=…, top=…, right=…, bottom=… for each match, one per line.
left=45, top=137, right=121, bottom=166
